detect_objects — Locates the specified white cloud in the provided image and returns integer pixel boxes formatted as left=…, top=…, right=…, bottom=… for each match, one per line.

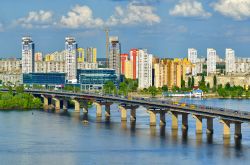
left=169, top=0, right=211, bottom=18
left=60, top=5, right=104, bottom=28
left=107, top=2, right=161, bottom=26
left=15, top=10, right=53, bottom=28
left=212, top=0, right=250, bottom=20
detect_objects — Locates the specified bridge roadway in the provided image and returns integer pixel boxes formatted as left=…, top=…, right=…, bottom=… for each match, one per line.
left=3, top=89, right=250, bottom=140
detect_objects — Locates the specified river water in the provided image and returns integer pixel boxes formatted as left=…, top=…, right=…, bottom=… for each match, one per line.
left=0, top=98, right=250, bottom=165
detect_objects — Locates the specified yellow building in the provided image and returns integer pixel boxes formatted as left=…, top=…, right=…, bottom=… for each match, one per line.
left=93, top=48, right=97, bottom=63
left=153, top=58, right=192, bottom=89
left=77, top=48, right=85, bottom=63
left=124, top=60, right=133, bottom=79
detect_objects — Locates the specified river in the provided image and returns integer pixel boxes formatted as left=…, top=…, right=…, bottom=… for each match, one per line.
left=0, top=98, right=249, bottom=165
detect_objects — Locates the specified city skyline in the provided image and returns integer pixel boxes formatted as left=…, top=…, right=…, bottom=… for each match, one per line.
left=0, top=0, right=250, bottom=58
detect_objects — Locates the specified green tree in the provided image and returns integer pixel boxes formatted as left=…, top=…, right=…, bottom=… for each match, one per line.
left=191, top=76, right=195, bottom=88
left=188, top=77, right=192, bottom=88
left=213, top=75, right=217, bottom=88
left=103, top=81, right=116, bottom=94
left=207, top=83, right=210, bottom=90
left=225, top=83, right=231, bottom=90
left=172, top=86, right=180, bottom=92
left=162, top=85, right=168, bottom=92
left=119, top=82, right=128, bottom=96
left=16, top=85, right=24, bottom=94
left=148, top=86, right=157, bottom=97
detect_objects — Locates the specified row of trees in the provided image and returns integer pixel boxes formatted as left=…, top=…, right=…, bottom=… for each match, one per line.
left=0, top=86, right=42, bottom=110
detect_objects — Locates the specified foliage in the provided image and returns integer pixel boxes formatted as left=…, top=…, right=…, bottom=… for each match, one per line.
left=162, top=85, right=168, bottom=92
left=148, top=86, right=157, bottom=97
left=103, top=81, right=116, bottom=94
left=217, top=83, right=245, bottom=98
left=0, top=91, right=42, bottom=110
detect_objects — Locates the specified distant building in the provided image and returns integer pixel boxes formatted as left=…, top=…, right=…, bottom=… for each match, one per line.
left=23, top=73, right=66, bottom=86
left=65, top=37, right=78, bottom=83
left=0, top=59, right=21, bottom=73
left=22, top=37, right=35, bottom=74
left=77, top=48, right=84, bottom=63
left=35, top=52, right=43, bottom=62
left=188, top=48, right=197, bottom=64
left=225, top=48, right=236, bottom=74
left=130, top=49, right=139, bottom=80
left=120, top=54, right=129, bottom=75
left=109, top=36, right=121, bottom=77
left=138, top=49, right=153, bottom=89
left=86, top=47, right=97, bottom=63
left=77, top=69, right=118, bottom=90
left=207, top=48, right=217, bottom=75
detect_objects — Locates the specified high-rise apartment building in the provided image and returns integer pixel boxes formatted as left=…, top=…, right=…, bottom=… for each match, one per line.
left=22, top=37, right=34, bottom=74
left=207, top=48, right=217, bottom=75
left=109, top=36, right=121, bottom=76
left=225, top=48, right=236, bottom=74
left=188, top=48, right=197, bottom=64
left=120, top=54, right=129, bottom=75
left=138, top=49, right=153, bottom=89
left=130, top=49, right=139, bottom=80
left=86, top=48, right=97, bottom=63
left=65, top=37, right=78, bottom=83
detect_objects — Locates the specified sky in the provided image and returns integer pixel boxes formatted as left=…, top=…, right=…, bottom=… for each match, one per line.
left=0, top=0, right=250, bottom=59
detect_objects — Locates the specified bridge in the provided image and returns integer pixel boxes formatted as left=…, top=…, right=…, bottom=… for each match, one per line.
left=4, top=89, right=250, bottom=140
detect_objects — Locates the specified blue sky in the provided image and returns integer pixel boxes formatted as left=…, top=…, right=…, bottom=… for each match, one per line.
left=0, top=0, right=250, bottom=58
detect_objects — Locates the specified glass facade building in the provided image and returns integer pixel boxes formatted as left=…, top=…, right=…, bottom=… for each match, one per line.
left=23, top=73, right=66, bottom=85
left=77, top=69, right=118, bottom=90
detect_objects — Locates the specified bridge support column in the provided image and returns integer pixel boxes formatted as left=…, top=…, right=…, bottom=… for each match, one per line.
left=182, top=113, right=188, bottom=130
left=235, top=122, right=242, bottom=139
left=53, top=98, right=60, bottom=111
left=220, top=120, right=230, bottom=139
left=42, top=96, right=49, bottom=110
left=206, top=118, right=214, bottom=134
left=149, top=110, right=156, bottom=126
left=171, top=112, right=178, bottom=130
left=130, top=108, right=136, bottom=122
left=105, top=104, right=111, bottom=120
left=72, top=100, right=80, bottom=112
left=160, top=111, right=166, bottom=126
left=119, top=106, right=127, bottom=121
left=94, top=102, right=102, bottom=117
left=193, top=115, right=202, bottom=134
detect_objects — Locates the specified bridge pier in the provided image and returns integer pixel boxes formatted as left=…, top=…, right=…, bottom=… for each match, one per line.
left=193, top=115, right=202, bottom=134
left=53, top=98, right=60, bottom=111
left=42, top=96, right=49, bottom=110
left=182, top=113, right=188, bottom=130
left=63, top=100, right=68, bottom=111
left=149, top=110, right=156, bottom=126
left=206, top=117, right=214, bottom=134
left=130, top=108, right=136, bottom=122
left=72, top=99, right=80, bottom=112
left=119, top=106, right=127, bottom=121
left=220, top=120, right=231, bottom=139
left=235, top=122, right=242, bottom=139
left=94, top=102, right=102, bottom=117
left=105, top=104, right=111, bottom=120
left=171, top=112, right=178, bottom=130
left=160, top=111, right=166, bottom=126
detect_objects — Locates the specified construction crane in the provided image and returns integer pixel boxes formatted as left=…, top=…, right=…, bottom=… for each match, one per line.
left=104, top=27, right=110, bottom=68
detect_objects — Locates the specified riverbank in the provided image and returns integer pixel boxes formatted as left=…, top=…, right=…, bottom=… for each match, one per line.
left=0, top=92, right=42, bottom=110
